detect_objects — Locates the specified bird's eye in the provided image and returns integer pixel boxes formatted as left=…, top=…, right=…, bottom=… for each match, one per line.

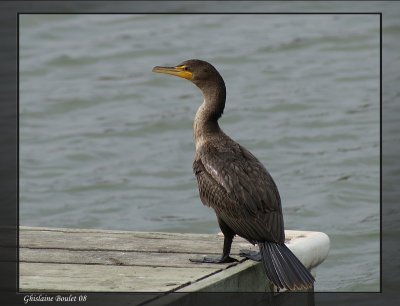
left=183, top=66, right=188, bottom=71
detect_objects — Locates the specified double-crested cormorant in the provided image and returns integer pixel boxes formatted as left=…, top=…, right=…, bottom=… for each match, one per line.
left=152, top=59, right=314, bottom=291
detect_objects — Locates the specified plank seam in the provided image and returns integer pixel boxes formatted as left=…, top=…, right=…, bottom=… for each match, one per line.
left=19, top=261, right=221, bottom=269
left=19, top=246, right=224, bottom=254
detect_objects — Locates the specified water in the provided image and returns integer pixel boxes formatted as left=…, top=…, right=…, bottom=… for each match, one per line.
left=19, top=13, right=382, bottom=292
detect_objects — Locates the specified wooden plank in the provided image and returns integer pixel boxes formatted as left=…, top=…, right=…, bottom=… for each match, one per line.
left=20, top=248, right=244, bottom=269
left=19, top=226, right=257, bottom=255
left=19, top=262, right=221, bottom=292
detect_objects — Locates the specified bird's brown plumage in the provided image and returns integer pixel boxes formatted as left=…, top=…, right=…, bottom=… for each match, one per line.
left=152, top=59, right=314, bottom=291
left=193, top=135, right=284, bottom=244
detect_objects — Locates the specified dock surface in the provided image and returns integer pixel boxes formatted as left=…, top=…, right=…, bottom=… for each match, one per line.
left=19, top=226, right=329, bottom=294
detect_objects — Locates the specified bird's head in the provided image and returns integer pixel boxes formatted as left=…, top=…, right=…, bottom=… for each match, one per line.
left=152, top=59, right=222, bottom=88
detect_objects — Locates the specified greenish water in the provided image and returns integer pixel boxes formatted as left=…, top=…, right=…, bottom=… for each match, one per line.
left=19, top=13, right=382, bottom=292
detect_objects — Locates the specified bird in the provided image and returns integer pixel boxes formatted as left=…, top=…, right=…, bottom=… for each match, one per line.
left=152, top=59, right=314, bottom=291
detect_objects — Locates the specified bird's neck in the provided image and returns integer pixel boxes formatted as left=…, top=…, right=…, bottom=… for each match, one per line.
left=193, top=81, right=226, bottom=148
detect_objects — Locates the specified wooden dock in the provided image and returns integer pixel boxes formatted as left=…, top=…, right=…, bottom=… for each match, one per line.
left=19, top=226, right=329, bottom=295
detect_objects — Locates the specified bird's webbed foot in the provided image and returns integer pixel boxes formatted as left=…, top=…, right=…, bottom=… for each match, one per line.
left=239, top=249, right=262, bottom=261
left=189, top=255, right=238, bottom=264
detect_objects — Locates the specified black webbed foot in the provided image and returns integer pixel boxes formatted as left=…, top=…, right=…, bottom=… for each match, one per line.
left=239, top=249, right=262, bottom=261
left=189, top=255, right=238, bottom=264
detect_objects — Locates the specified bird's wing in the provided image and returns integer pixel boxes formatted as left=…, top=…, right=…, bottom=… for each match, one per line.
left=193, top=143, right=285, bottom=243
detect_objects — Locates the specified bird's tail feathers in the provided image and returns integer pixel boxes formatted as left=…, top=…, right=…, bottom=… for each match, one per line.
left=259, top=242, right=314, bottom=291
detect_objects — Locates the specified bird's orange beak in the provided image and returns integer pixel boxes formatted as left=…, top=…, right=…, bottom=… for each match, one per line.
left=152, top=65, right=193, bottom=80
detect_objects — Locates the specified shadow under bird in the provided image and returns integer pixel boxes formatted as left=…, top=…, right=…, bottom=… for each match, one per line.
left=152, top=59, right=314, bottom=291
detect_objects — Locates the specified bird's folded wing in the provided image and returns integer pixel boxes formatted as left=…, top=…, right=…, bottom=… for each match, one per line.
left=193, top=144, right=285, bottom=242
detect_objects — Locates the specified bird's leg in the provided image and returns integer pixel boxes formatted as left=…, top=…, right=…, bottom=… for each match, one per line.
left=189, top=234, right=238, bottom=263
left=189, top=217, right=238, bottom=264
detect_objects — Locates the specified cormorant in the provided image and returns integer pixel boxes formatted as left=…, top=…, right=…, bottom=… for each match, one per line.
left=152, top=59, right=314, bottom=291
